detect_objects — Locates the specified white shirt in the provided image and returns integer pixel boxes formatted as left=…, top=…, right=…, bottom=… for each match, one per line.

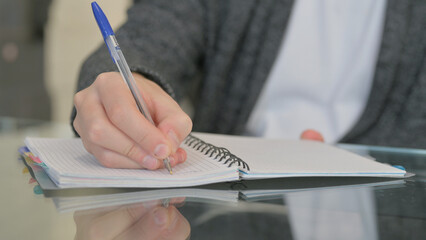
left=245, top=0, right=387, bottom=143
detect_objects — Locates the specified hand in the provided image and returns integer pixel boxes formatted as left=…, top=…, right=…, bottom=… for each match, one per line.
left=300, top=129, right=325, bottom=142
left=74, top=198, right=190, bottom=240
left=73, top=72, right=193, bottom=169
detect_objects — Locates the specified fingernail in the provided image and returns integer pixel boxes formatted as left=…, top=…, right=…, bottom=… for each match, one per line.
left=178, top=149, right=187, bottom=163
left=143, top=155, right=159, bottom=169
left=154, top=144, right=169, bottom=159
left=168, top=156, right=176, bottom=166
left=153, top=208, right=168, bottom=226
left=168, top=130, right=180, bottom=150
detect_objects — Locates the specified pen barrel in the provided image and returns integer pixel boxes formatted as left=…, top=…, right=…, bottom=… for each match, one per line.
left=105, top=36, right=155, bottom=125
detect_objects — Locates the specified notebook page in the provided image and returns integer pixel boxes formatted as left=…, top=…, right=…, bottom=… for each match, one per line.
left=191, top=133, right=406, bottom=178
left=25, top=137, right=238, bottom=188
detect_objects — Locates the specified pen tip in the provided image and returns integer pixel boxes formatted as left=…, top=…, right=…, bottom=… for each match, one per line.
left=163, top=158, right=173, bottom=175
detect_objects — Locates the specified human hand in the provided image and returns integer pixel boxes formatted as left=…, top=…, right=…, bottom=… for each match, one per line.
left=74, top=198, right=190, bottom=240
left=300, top=129, right=325, bottom=142
left=73, top=72, right=192, bottom=169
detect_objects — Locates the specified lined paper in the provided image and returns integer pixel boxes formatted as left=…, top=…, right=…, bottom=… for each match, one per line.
left=25, top=137, right=239, bottom=188
left=191, top=133, right=407, bottom=179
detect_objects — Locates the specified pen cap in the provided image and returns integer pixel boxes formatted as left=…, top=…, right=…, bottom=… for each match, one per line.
left=91, top=1, right=115, bottom=39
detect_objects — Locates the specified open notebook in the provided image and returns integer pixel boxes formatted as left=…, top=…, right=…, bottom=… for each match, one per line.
left=24, top=132, right=406, bottom=188
left=19, top=148, right=405, bottom=213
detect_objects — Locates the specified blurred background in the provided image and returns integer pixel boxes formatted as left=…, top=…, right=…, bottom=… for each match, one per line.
left=0, top=0, right=132, bottom=123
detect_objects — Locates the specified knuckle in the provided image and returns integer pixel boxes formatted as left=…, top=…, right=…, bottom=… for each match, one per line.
left=73, top=91, right=84, bottom=107
left=97, top=151, right=115, bottom=168
left=95, top=72, right=119, bottom=90
left=87, top=121, right=105, bottom=143
left=177, top=113, right=193, bottom=136
left=72, top=118, right=80, bottom=133
left=108, top=105, right=126, bottom=126
left=95, top=72, right=111, bottom=83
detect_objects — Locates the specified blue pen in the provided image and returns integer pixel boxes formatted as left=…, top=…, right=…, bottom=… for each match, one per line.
left=91, top=1, right=173, bottom=174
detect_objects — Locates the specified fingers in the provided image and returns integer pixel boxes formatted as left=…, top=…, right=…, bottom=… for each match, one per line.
left=84, top=144, right=151, bottom=169
left=300, top=129, right=325, bottom=142
left=73, top=72, right=192, bottom=170
left=74, top=92, right=153, bottom=169
left=74, top=89, right=161, bottom=169
left=73, top=197, right=189, bottom=240
left=141, top=80, right=193, bottom=153
left=174, top=148, right=187, bottom=165
left=96, top=73, right=172, bottom=160
left=78, top=134, right=186, bottom=169
left=74, top=202, right=152, bottom=240
left=116, top=206, right=191, bottom=240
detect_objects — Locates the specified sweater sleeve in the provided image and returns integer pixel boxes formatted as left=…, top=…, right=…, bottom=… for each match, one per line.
left=71, top=0, right=206, bottom=130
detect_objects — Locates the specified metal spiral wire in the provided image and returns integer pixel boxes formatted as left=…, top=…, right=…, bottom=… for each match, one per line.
left=184, top=134, right=250, bottom=171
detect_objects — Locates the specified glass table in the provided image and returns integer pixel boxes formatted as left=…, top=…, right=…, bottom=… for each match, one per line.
left=1, top=117, right=425, bottom=239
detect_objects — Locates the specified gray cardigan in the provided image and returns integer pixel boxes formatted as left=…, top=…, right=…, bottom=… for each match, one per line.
left=73, top=0, right=426, bottom=149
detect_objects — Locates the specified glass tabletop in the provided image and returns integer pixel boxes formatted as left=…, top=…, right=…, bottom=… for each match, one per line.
left=1, top=117, right=425, bottom=239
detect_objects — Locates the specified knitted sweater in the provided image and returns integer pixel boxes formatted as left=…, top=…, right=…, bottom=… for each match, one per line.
left=73, top=0, right=426, bottom=148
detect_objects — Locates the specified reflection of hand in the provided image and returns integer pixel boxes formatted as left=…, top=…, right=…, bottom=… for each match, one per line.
left=73, top=72, right=192, bottom=170
left=74, top=199, right=190, bottom=240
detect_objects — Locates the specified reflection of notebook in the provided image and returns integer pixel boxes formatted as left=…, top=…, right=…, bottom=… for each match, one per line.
left=24, top=132, right=406, bottom=189
left=52, top=188, right=239, bottom=213
left=51, top=178, right=406, bottom=213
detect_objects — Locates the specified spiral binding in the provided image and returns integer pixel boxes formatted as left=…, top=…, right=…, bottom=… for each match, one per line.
left=184, top=134, right=250, bottom=171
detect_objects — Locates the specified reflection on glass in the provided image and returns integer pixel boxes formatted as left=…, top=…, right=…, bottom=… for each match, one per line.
left=286, top=187, right=377, bottom=240
left=73, top=199, right=190, bottom=240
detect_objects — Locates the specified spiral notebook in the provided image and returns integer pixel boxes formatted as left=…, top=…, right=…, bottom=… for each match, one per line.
left=24, top=132, right=406, bottom=189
